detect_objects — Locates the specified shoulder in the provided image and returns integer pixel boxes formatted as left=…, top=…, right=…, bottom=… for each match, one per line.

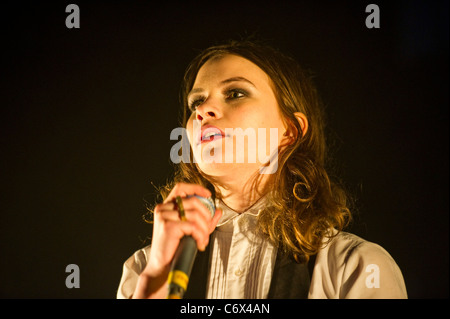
left=309, top=230, right=407, bottom=299
left=325, top=231, right=390, bottom=265
left=116, top=245, right=152, bottom=299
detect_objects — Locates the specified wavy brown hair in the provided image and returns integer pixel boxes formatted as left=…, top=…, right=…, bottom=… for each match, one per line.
left=156, top=40, right=352, bottom=263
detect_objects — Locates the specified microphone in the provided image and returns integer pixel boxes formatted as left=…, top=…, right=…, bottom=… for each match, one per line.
left=167, top=195, right=215, bottom=299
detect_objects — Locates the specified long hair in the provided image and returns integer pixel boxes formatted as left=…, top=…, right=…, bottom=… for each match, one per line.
left=157, top=40, right=352, bottom=263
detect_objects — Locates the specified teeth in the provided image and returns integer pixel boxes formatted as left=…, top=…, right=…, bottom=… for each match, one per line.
left=203, top=132, right=220, bottom=139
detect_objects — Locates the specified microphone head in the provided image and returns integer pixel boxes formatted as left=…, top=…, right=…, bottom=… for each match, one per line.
left=189, top=195, right=215, bottom=217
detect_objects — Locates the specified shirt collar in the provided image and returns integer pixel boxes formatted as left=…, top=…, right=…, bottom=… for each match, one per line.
left=215, top=196, right=266, bottom=228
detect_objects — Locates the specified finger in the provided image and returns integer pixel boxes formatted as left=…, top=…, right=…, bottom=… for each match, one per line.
left=198, top=208, right=223, bottom=250
left=169, top=220, right=210, bottom=251
left=153, top=202, right=177, bottom=214
left=154, top=201, right=211, bottom=238
left=209, top=208, right=223, bottom=233
left=154, top=209, right=209, bottom=234
left=155, top=197, right=212, bottom=224
left=182, top=196, right=213, bottom=220
left=164, top=183, right=212, bottom=203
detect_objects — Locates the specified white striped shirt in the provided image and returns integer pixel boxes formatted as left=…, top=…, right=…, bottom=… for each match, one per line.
left=117, top=201, right=408, bottom=299
left=206, top=198, right=276, bottom=298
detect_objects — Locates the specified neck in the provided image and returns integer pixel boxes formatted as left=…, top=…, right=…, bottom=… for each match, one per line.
left=214, top=170, right=270, bottom=213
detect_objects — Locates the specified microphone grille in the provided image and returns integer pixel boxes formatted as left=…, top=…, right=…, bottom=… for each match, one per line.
left=190, top=195, right=215, bottom=217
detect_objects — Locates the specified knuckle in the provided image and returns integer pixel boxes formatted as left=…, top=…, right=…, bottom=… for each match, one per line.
left=154, top=203, right=164, bottom=213
left=174, top=182, right=182, bottom=189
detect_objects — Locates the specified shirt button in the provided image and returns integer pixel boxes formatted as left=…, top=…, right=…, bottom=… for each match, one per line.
left=235, top=268, right=244, bottom=277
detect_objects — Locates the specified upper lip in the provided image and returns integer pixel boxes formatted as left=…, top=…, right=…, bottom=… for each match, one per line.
left=199, top=125, right=225, bottom=144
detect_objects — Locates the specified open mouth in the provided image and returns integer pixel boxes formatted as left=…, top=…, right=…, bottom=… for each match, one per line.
left=199, top=125, right=225, bottom=145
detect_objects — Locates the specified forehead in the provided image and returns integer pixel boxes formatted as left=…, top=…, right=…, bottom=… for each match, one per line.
left=193, top=54, right=270, bottom=88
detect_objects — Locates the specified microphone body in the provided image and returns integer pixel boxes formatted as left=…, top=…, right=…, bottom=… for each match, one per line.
left=167, top=195, right=215, bottom=299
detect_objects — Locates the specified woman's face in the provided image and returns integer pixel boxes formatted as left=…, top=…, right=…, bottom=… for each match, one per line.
left=186, top=54, right=287, bottom=180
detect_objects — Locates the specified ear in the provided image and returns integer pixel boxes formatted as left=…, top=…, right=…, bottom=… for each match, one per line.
left=293, top=112, right=308, bottom=137
left=281, top=112, right=309, bottom=147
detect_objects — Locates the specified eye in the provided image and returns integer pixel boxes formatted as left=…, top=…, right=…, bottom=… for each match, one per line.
left=189, top=97, right=205, bottom=111
left=226, top=89, right=247, bottom=100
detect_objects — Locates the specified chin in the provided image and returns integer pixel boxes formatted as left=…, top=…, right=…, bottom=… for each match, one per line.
left=197, top=162, right=262, bottom=181
left=196, top=162, right=235, bottom=176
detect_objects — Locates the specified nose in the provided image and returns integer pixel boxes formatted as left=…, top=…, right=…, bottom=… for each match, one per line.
left=195, top=99, right=221, bottom=121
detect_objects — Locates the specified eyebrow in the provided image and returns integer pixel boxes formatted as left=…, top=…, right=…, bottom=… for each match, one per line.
left=188, top=77, right=256, bottom=96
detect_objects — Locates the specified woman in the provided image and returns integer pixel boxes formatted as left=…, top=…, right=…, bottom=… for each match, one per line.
left=117, top=40, right=407, bottom=299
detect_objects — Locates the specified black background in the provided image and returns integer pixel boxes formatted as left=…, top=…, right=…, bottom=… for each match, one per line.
left=1, top=0, right=448, bottom=298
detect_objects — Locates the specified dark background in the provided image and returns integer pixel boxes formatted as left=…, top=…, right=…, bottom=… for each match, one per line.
left=1, top=1, right=448, bottom=298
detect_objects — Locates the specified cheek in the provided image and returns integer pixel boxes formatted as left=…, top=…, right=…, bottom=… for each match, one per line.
left=253, top=106, right=286, bottom=135
left=259, top=111, right=287, bottom=148
left=186, top=118, right=193, bottom=134
left=186, top=115, right=198, bottom=145
left=186, top=119, right=193, bottom=141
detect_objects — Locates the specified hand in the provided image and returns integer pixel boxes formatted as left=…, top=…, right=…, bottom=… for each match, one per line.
left=132, top=183, right=222, bottom=299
